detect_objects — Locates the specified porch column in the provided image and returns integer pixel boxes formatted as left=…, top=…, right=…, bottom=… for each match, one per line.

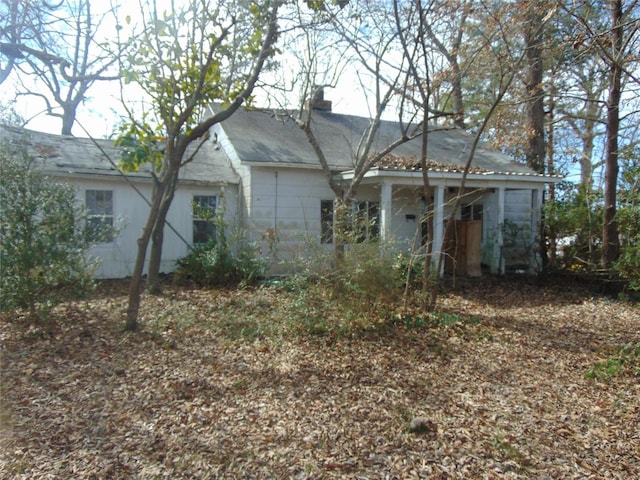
left=490, top=186, right=505, bottom=274
left=531, top=186, right=543, bottom=271
left=432, top=185, right=445, bottom=276
left=380, top=180, right=392, bottom=242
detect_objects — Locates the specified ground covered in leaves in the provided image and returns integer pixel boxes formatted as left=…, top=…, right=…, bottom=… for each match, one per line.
left=1, top=277, right=639, bottom=479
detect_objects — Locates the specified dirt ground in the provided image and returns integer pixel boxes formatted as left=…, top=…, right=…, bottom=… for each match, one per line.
left=1, top=278, right=639, bottom=479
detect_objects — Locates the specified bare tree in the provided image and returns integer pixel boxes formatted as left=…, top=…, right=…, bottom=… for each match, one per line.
left=394, top=0, right=539, bottom=308
left=0, top=0, right=67, bottom=84
left=419, top=0, right=473, bottom=129
left=285, top=0, right=424, bottom=258
left=6, top=0, right=122, bottom=135
left=522, top=0, right=552, bottom=174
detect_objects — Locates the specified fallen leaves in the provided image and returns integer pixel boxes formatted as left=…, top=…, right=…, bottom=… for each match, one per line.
left=1, top=278, right=639, bottom=478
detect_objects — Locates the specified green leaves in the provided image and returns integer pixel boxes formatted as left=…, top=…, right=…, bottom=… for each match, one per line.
left=0, top=143, right=97, bottom=317
left=115, top=120, right=165, bottom=173
left=119, top=0, right=252, bottom=132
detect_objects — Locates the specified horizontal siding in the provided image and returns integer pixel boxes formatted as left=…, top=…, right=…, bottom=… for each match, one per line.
left=71, top=177, right=238, bottom=279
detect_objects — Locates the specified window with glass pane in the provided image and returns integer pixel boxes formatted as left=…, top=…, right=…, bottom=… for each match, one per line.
left=461, top=203, right=483, bottom=221
left=355, top=200, right=380, bottom=242
left=86, top=190, right=114, bottom=242
left=193, top=195, right=217, bottom=244
left=321, top=200, right=334, bottom=244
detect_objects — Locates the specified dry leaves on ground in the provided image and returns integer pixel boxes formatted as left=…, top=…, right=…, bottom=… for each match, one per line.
left=1, top=278, right=639, bottom=479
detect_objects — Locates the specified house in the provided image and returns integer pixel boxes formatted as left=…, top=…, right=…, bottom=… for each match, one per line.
left=211, top=102, right=561, bottom=276
left=1, top=101, right=560, bottom=279
left=1, top=124, right=239, bottom=279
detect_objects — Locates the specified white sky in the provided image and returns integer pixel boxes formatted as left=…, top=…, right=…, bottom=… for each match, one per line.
left=5, top=0, right=387, bottom=139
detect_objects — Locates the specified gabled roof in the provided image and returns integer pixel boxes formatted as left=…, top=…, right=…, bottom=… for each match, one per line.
left=217, top=107, right=556, bottom=178
left=0, top=125, right=239, bottom=185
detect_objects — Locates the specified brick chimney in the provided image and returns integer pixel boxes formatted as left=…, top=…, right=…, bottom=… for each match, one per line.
left=310, top=86, right=332, bottom=112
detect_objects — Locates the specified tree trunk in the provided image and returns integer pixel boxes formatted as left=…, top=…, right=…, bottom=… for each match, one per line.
left=61, top=107, right=76, bottom=136
left=450, top=59, right=465, bottom=129
left=333, top=196, right=349, bottom=263
left=580, top=100, right=598, bottom=188
left=418, top=112, right=436, bottom=310
left=523, top=3, right=548, bottom=271
left=524, top=4, right=546, bottom=174
left=125, top=180, right=167, bottom=331
left=147, top=164, right=180, bottom=293
left=546, top=91, right=557, bottom=266
left=602, top=0, right=622, bottom=268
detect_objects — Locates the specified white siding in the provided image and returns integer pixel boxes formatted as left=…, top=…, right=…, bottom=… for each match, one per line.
left=503, top=189, right=537, bottom=269
left=67, top=177, right=238, bottom=279
left=388, top=186, right=421, bottom=249
left=245, top=167, right=335, bottom=274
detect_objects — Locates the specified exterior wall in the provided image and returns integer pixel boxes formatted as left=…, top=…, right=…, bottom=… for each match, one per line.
left=483, top=188, right=539, bottom=272
left=357, top=181, right=543, bottom=274
left=482, top=190, right=501, bottom=269
left=63, top=176, right=237, bottom=279
left=245, top=167, right=335, bottom=274
left=503, top=189, right=538, bottom=270
left=388, top=186, right=421, bottom=248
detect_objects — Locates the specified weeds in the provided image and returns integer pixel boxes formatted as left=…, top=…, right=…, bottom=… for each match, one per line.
left=586, top=343, right=640, bottom=381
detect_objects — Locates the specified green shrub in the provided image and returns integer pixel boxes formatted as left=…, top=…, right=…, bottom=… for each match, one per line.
left=394, top=252, right=424, bottom=289
left=284, top=241, right=405, bottom=336
left=544, top=183, right=603, bottom=270
left=614, top=161, right=640, bottom=289
left=615, top=247, right=640, bottom=291
left=0, top=142, right=97, bottom=318
left=174, top=238, right=266, bottom=287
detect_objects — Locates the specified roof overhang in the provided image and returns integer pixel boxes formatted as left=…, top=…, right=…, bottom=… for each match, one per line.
left=241, top=160, right=349, bottom=171
left=337, top=167, right=563, bottom=186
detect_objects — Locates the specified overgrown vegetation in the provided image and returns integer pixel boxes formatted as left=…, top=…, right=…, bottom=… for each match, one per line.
left=2, top=277, right=638, bottom=478
left=277, top=239, right=408, bottom=336
left=174, top=206, right=266, bottom=287
left=0, top=142, right=99, bottom=319
left=545, top=176, right=640, bottom=290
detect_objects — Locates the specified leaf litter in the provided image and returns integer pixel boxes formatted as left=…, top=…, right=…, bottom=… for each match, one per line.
left=1, top=278, right=639, bottom=479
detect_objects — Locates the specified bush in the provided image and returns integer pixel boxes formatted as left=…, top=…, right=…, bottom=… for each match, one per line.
left=586, top=343, right=640, bottom=381
left=614, top=161, right=640, bottom=289
left=174, top=238, right=266, bottom=287
left=284, top=241, right=405, bottom=335
left=544, top=182, right=603, bottom=270
left=0, top=142, right=97, bottom=318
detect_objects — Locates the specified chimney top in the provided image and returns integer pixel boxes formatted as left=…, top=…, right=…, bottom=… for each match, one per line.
left=310, top=86, right=332, bottom=112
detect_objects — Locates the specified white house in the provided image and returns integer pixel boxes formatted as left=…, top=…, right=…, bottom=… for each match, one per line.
left=2, top=101, right=560, bottom=279
left=211, top=102, right=561, bottom=276
left=2, top=124, right=239, bottom=279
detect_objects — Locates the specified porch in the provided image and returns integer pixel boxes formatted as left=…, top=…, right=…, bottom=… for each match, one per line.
left=339, top=168, right=556, bottom=276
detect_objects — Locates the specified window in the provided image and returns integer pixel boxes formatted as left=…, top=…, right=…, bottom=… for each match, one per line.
left=462, top=203, right=483, bottom=222
left=320, top=199, right=380, bottom=244
left=321, top=200, right=334, bottom=244
left=354, top=200, right=380, bottom=242
left=193, top=195, right=217, bottom=244
left=85, top=190, right=114, bottom=242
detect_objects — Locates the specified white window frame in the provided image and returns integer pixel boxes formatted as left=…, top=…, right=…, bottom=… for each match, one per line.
left=192, top=195, right=217, bottom=245
left=85, top=189, right=114, bottom=243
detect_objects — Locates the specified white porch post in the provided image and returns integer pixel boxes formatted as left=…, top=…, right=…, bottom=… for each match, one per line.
left=432, top=185, right=445, bottom=277
left=380, top=181, right=393, bottom=242
left=491, top=186, right=506, bottom=274
left=531, top=186, right=543, bottom=270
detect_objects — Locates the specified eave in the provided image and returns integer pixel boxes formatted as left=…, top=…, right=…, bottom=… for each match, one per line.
left=337, top=167, right=563, bottom=185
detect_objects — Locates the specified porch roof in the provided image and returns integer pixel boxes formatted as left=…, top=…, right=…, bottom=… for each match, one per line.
left=338, top=165, right=562, bottom=186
